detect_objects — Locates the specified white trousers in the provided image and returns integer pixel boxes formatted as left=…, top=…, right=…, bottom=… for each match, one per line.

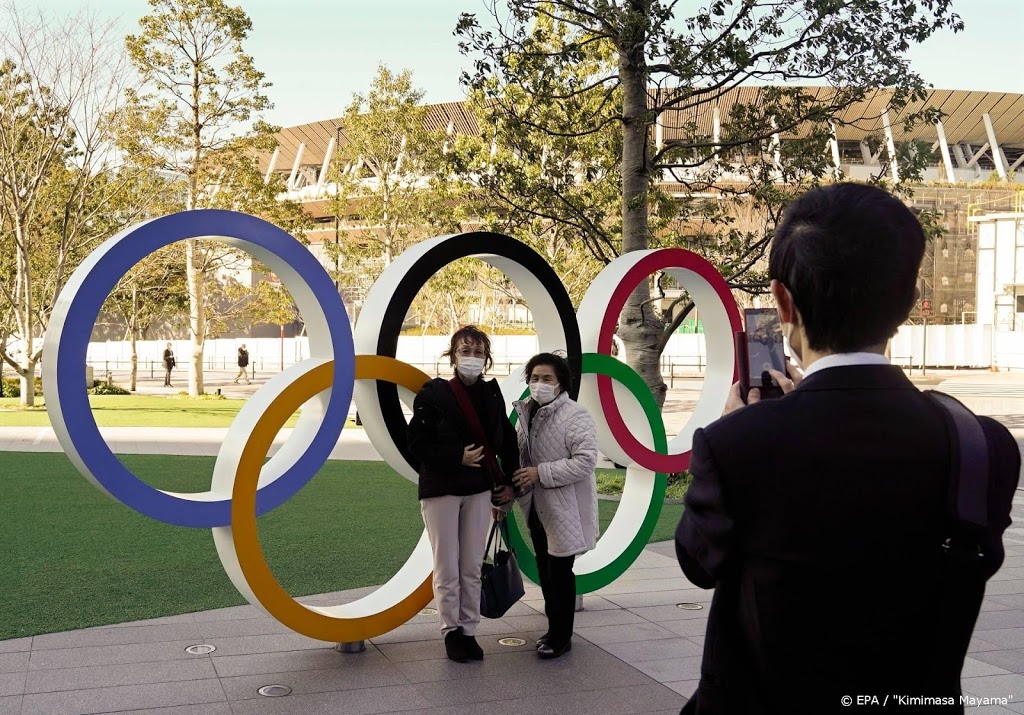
left=420, top=491, right=492, bottom=636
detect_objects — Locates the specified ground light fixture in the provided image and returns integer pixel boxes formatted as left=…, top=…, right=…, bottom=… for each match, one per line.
left=498, top=637, right=527, bottom=647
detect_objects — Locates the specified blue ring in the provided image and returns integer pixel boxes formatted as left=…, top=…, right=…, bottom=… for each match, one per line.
left=53, top=210, right=353, bottom=527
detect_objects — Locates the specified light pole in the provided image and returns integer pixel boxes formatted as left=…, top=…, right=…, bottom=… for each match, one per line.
left=920, top=298, right=931, bottom=376
left=334, top=125, right=342, bottom=293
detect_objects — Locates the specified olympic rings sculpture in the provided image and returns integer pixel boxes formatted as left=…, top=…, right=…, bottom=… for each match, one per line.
left=42, top=209, right=741, bottom=642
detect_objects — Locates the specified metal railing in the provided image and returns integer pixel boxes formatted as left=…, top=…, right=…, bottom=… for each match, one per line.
left=80, top=355, right=713, bottom=387
left=967, top=190, right=1024, bottom=233
left=86, top=358, right=272, bottom=383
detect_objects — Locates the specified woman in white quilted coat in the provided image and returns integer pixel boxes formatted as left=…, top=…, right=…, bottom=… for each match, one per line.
left=505, top=352, right=598, bottom=659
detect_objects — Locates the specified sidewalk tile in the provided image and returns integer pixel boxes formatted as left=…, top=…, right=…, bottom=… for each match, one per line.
left=971, top=650, right=1024, bottom=674
left=573, top=622, right=678, bottom=645
left=0, top=653, right=28, bottom=674
left=31, top=623, right=206, bottom=650
left=571, top=609, right=647, bottom=628
left=963, top=656, right=1013, bottom=677
left=203, top=632, right=328, bottom=657
left=27, top=640, right=198, bottom=670
left=212, top=647, right=383, bottom=678
left=630, top=655, right=704, bottom=683
left=961, top=673, right=1024, bottom=700
left=20, top=678, right=225, bottom=715
left=626, top=604, right=711, bottom=622
left=113, top=706, right=233, bottom=715
left=228, top=683, right=430, bottom=715
left=219, top=663, right=408, bottom=701
left=601, top=637, right=703, bottom=664
left=24, top=657, right=215, bottom=694
left=658, top=619, right=709, bottom=638
left=0, top=674, right=24, bottom=697
left=0, top=638, right=31, bottom=654
left=602, top=589, right=714, bottom=609
left=663, top=679, right=699, bottom=696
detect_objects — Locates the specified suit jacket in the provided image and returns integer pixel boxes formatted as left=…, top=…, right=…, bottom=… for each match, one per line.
left=407, top=377, right=519, bottom=500
left=675, top=365, right=1019, bottom=715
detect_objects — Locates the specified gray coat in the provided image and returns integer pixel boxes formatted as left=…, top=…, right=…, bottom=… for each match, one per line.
left=513, top=392, right=599, bottom=557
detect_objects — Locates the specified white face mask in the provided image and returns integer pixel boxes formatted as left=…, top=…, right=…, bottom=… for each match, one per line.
left=530, top=383, right=558, bottom=405
left=456, top=356, right=485, bottom=379
left=783, top=322, right=803, bottom=370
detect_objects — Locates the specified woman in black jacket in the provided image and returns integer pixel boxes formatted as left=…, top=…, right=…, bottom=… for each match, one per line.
left=407, top=325, right=518, bottom=663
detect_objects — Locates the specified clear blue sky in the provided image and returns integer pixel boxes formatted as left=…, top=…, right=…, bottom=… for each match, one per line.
left=15, top=0, right=1024, bottom=128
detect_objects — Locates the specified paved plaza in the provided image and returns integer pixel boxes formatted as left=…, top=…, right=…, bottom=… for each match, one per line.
left=1, top=370, right=1023, bottom=713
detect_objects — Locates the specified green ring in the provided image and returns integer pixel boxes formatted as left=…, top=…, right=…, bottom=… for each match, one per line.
left=505, top=352, right=668, bottom=593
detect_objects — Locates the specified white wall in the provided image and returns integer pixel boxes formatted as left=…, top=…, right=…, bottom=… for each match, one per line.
left=72, top=323, right=1024, bottom=375
left=890, top=324, right=992, bottom=368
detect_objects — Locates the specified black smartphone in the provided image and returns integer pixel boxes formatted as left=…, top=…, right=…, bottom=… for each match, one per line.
left=736, top=308, right=787, bottom=400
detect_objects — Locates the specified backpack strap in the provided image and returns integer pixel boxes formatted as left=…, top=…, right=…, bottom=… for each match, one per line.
left=925, top=391, right=990, bottom=561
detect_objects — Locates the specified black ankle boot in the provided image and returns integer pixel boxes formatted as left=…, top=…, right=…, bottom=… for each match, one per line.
left=444, top=628, right=468, bottom=663
left=462, top=633, right=484, bottom=660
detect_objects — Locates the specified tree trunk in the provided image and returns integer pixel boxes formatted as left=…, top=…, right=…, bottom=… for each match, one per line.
left=19, top=361, right=35, bottom=408
left=617, top=34, right=667, bottom=407
left=186, top=240, right=205, bottom=396
left=15, top=220, right=35, bottom=407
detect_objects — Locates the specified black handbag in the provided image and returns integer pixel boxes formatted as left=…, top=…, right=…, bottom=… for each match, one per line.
left=480, top=520, right=525, bottom=619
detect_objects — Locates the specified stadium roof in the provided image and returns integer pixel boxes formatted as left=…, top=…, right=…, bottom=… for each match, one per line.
left=261, top=88, right=1024, bottom=175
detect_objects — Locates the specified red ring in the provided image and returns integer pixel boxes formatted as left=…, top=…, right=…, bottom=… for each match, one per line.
left=597, top=249, right=742, bottom=473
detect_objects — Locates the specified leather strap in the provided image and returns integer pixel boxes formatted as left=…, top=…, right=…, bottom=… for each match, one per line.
left=448, top=377, right=504, bottom=486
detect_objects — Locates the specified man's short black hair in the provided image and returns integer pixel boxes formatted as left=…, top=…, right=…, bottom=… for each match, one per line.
left=768, top=183, right=925, bottom=353
left=523, top=352, right=573, bottom=393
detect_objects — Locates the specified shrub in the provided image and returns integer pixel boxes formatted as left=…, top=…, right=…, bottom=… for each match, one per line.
left=167, top=391, right=226, bottom=400
left=594, top=469, right=691, bottom=501
left=0, top=376, right=43, bottom=398
left=89, top=381, right=131, bottom=395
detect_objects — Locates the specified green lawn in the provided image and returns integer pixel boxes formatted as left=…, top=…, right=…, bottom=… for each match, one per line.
left=0, top=452, right=683, bottom=640
left=0, top=395, right=311, bottom=428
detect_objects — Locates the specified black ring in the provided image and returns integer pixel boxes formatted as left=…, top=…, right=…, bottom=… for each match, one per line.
left=374, top=232, right=582, bottom=469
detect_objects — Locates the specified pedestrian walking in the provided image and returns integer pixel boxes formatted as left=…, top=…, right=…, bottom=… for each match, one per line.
left=235, top=344, right=251, bottom=384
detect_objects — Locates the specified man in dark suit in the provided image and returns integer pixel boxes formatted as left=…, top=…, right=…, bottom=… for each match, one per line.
left=675, top=183, right=1019, bottom=714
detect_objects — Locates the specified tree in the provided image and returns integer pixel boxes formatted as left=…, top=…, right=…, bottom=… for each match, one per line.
left=122, top=0, right=306, bottom=395
left=325, top=65, right=457, bottom=315
left=0, top=5, right=138, bottom=406
left=457, top=0, right=961, bottom=404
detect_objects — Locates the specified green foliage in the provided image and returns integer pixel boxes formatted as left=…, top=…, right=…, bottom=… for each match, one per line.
left=596, top=468, right=691, bottom=501
left=168, top=392, right=226, bottom=401
left=326, top=65, right=481, bottom=333
left=0, top=376, right=42, bottom=398
left=0, top=378, right=18, bottom=398
left=456, top=0, right=963, bottom=397
left=88, top=382, right=131, bottom=396
left=0, top=9, right=144, bottom=406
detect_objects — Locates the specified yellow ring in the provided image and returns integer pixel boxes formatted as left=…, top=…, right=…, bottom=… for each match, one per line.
left=230, top=355, right=434, bottom=641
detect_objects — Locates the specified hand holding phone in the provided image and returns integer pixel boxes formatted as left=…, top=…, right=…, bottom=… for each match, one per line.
left=735, top=308, right=789, bottom=401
